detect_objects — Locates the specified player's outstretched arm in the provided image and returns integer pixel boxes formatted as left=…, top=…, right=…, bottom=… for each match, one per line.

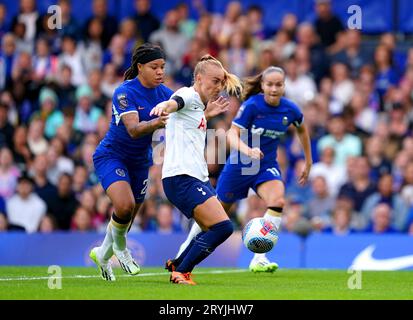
left=296, top=124, right=313, bottom=185
left=150, top=100, right=178, bottom=116
left=122, top=112, right=169, bottom=139
left=227, top=124, right=263, bottom=160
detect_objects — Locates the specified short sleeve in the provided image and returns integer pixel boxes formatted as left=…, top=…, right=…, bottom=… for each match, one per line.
left=112, top=87, right=137, bottom=116
left=233, top=102, right=255, bottom=129
left=289, top=101, right=304, bottom=127
left=171, top=87, right=193, bottom=110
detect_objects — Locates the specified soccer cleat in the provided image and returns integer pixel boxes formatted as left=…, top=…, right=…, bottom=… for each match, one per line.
left=249, top=256, right=279, bottom=273
left=113, top=248, right=140, bottom=275
left=89, top=247, right=116, bottom=281
left=165, top=259, right=177, bottom=272
left=170, top=271, right=196, bottom=285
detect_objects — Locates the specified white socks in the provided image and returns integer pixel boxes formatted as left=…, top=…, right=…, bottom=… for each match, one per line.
left=175, top=221, right=202, bottom=258
left=111, top=220, right=129, bottom=252
left=98, top=223, right=114, bottom=261
left=264, top=213, right=282, bottom=231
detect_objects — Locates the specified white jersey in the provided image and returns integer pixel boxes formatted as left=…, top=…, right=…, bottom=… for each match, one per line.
left=162, top=86, right=209, bottom=182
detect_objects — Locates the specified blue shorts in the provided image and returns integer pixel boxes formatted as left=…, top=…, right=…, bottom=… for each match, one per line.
left=162, top=175, right=216, bottom=219
left=93, top=152, right=149, bottom=203
left=216, top=164, right=282, bottom=203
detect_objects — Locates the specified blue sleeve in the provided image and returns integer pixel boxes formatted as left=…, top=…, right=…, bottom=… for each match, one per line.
left=112, top=86, right=137, bottom=117
left=289, top=100, right=304, bottom=127
left=233, top=101, right=255, bottom=129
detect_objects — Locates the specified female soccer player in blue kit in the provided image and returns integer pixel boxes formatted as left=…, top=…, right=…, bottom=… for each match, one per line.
left=150, top=55, right=243, bottom=285
left=89, top=43, right=172, bottom=281
left=167, top=66, right=312, bottom=273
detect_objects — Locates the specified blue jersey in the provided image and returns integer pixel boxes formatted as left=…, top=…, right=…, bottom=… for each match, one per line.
left=228, top=94, right=303, bottom=169
left=95, top=78, right=173, bottom=167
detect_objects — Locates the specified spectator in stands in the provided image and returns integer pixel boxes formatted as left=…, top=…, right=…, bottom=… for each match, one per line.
left=374, top=44, right=400, bottom=104
left=361, top=174, right=409, bottom=231
left=317, top=113, right=362, bottom=168
left=0, top=4, right=8, bottom=39
left=57, top=0, right=81, bottom=40
left=339, top=156, right=376, bottom=214
left=132, top=0, right=160, bottom=43
left=71, top=206, right=94, bottom=231
left=400, top=161, right=413, bottom=208
left=0, top=147, right=20, bottom=200
left=30, top=152, right=56, bottom=209
left=149, top=9, right=188, bottom=74
left=72, top=165, right=89, bottom=198
left=33, top=87, right=64, bottom=139
left=347, top=90, right=377, bottom=134
left=100, top=63, right=121, bottom=97
left=332, top=29, right=371, bottom=78
left=48, top=173, right=78, bottom=230
left=365, top=135, right=392, bottom=183
left=364, top=203, right=399, bottom=234
left=80, top=17, right=104, bottom=74
left=85, top=0, right=118, bottom=49
left=73, top=84, right=103, bottom=134
left=210, top=1, right=242, bottom=48
left=0, top=33, right=18, bottom=90
left=0, top=102, right=14, bottom=149
left=32, top=37, right=58, bottom=83
left=6, top=172, right=46, bottom=233
left=331, top=62, right=354, bottom=107
left=175, top=2, right=197, bottom=40
left=12, top=125, right=32, bottom=171
left=313, top=0, right=344, bottom=49
left=322, top=206, right=355, bottom=235
left=55, top=64, right=76, bottom=108
left=27, top=118, right=48, bottom=156
left=45, top=142, right=74, bottom=186
left=58, top=34, right=87, bottom=86
left=38, top=214, right=57, bottom=233
left=11, top=0, right=41, bottom=52
left=219, top=29, right=255, bottom=78
left=155, top=202, right=182, bottom=234
left=307, top=175, right=335, bottom=226
left=284, top=55, right=317, bottom=106
left=102, top=34, right=130, bottom=74
left=87, top=69, right=109, bottom=110
left=296, top=22, right=329, bottom=84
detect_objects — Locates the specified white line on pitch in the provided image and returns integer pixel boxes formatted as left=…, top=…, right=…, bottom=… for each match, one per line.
left=0, top=268, right=249, bottom=282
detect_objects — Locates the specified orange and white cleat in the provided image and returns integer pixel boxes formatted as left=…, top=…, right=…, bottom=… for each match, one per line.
left=170, top=271, right=196, bottom=285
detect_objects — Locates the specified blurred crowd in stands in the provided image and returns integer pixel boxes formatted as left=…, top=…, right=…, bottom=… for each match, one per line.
left=0, top=0, right=413, bottom=236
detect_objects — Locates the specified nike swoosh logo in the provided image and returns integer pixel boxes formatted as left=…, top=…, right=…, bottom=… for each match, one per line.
left=350, top=245, right=413, bottom=270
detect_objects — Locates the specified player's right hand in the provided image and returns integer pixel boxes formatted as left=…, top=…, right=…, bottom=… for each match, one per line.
left=248, top=147, right=264, bottom=160
left=154, top=113, right=169, bottom=128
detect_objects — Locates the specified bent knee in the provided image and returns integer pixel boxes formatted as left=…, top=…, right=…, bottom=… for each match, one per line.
left=267, top=197, right=285, bottom=208
left=114, top=201, right=135, bottom=218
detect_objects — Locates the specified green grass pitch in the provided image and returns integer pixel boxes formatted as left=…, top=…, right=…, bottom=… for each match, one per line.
left=0, top=266, right=412, bottom=300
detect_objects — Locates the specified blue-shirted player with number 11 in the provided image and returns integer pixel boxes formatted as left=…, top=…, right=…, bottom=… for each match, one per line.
left=167, top=66, right=313, bottom=273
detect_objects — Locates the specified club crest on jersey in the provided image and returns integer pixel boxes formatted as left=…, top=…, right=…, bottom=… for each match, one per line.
left=282, top=116, right=289, bottom=126
left=117, top=93, right=128, bottom=110
left=115, top=168, right=126, bottom=177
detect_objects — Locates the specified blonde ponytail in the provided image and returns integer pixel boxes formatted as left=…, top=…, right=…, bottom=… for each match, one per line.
left=194, top=54, right=243, bottom=98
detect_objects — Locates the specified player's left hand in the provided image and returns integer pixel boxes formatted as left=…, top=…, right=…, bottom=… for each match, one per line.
left=205, top=96, right=229, bottom=118
left=298, top=163, right=311, bottom=186
left=150, top=103, right=168, bottom=117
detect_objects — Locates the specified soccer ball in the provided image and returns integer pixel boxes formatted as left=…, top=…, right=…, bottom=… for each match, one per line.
left=242, top=218, right=279, bottom=253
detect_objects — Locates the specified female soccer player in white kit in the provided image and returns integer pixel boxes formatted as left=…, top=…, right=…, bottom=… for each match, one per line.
left=150, top=55, right=242, bottom=285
